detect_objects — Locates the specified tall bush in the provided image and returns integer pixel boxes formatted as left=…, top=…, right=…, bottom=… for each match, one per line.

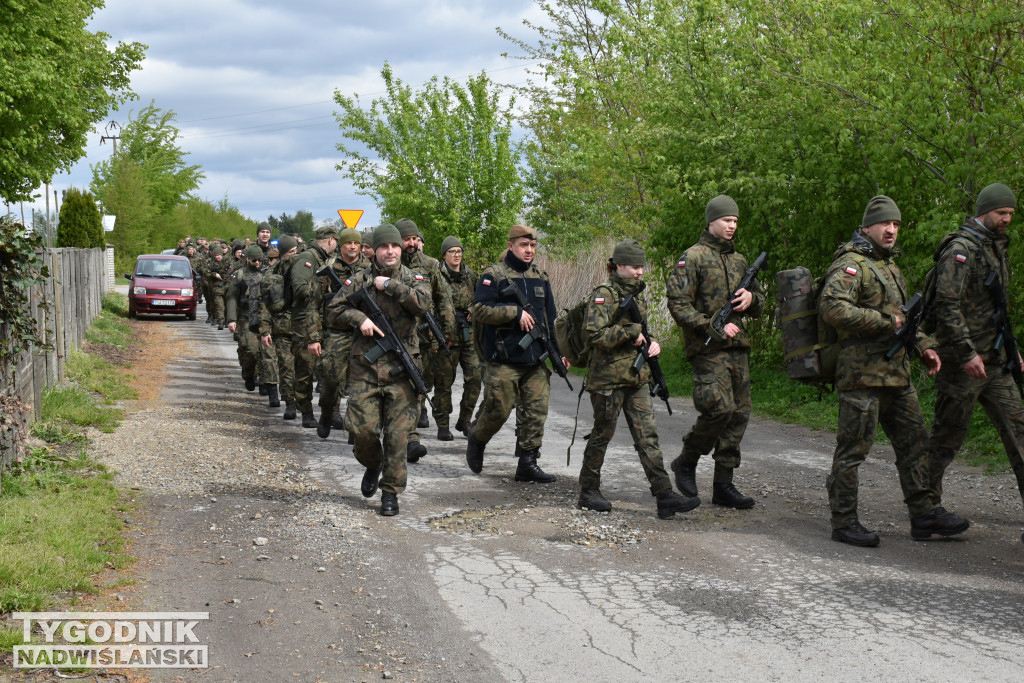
left=56, top=188, right=103, bottom=249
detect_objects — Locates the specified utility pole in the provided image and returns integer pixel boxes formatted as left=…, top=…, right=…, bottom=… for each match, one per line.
left=100, top=120, right=121, bottom=155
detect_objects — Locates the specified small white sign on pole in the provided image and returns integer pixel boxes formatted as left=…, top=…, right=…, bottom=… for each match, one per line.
left=102, top=215, right=116, bottom=232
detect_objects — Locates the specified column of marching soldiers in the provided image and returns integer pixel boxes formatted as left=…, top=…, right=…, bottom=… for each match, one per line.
left=174, top=185, right=1024, bottom=547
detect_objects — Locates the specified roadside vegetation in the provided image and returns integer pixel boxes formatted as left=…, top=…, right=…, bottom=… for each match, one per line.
left=0, top=294, right=138, bottom=653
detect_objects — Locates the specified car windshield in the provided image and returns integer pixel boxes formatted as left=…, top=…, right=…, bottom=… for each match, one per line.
left=136, top=259, right=192, bottom=279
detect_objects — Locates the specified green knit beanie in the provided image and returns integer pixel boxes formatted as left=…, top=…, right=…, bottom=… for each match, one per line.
left=441, top=235, right=463, bottom=254
left=975, top=183, right=1017, bottom=217
left=244, top=245, right=264, bottom=260
left=705, top=195, right=739, bottom=224
left=861, top=195, right=901, bottom=227
left=395, top=218, right=421, bottom=239
left=277, top=236, right=298, bottom=255
left=338, top=228, right=361, bottom=245
left=373, top=223, right=402, bottom=249
left=612, top=238, right=646, bottom=266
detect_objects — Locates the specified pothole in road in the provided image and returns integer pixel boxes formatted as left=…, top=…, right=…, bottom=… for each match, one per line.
left=428, top=505, right=513, bottom=535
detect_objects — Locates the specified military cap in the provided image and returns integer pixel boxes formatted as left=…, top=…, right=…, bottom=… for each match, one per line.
left=508, top=224, right=537, bottom=241
left=861, top=195, right=901, bottom=227
left=315, top=225, right=338, bottom=240
left=612, top=238, right=645, bottom=266
left=705, top=195, right=739, bottom=224
left=339, top=228, right=362, bottom=244
left=441, top=235, right=463, bottom=254
left=257, top=222, right=272, bottom=233
left=245, top=245, right=264, bottom=259
left=209, top=245, right=224, bottom=256
left=395, top=218, right=421, bottom=239
left=362, top=231, right=373, bottom=244
left=277, top=235, right=298, bottom=255
left=975, top=183, right=1017, bottom=217
left=373, top=223, right=402, bottom=249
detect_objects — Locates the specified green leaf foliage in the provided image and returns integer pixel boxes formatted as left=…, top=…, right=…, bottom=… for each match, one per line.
left=56, top=188, right=103, bottom=249
left=0, top=0, right=145, bottom=202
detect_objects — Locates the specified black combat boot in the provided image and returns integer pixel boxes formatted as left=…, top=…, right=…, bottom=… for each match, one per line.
left=831, top=520, right=880, bottom=547
left=656, top=488, right=701, bottom=519
left=330, top=404, right=345, bottom=430
left=407, top=441, right=427, bottom=463
left=217, top=322, right=224, bottom=330
left=417, top=405, right=429, bottom=428
left=455, top=417, right=471, bottom=438
left=911, top=507, right=970, bottom=540
left=244, top=376, right=256, bottom=392
left=283, top=401, right=297, bottom=420
left=258, top=383, right=269, bottom=396
left=515, top=447, right=556, bottom=483
left=578, top=489, right=612, bottom=512
left=380, top=492, right=399, bottom=516
left=267, top=385, right=280, bottom=408
left=348, top=432, right=355, bottom=445
left=437, top=426, right=453, bottom=441
left=712, top=482, right=755, bottom=509
left=670, top=456, right=698, bottom=497
left=301, top=412, right=317, bottom=428
left=316, top=413, right=332, bottom=439
left=361, top=467, right=381, bottom=498
left=466, top=434, right=486, bottom=473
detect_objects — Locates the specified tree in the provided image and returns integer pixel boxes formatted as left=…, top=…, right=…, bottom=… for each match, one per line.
left=56, top=188, right=103, bottom=249
left=0, top=0, right=145, bottom=202
left=99, top=158, right=157, bottom=270
left=335, top=64, right=524, bottom=264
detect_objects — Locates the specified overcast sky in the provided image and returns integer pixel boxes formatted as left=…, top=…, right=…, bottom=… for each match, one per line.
left=23, top=0, right=544, bottom=231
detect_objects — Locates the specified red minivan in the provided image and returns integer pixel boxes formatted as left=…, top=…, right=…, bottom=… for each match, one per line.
left=126, top=254, right=198, bottom=320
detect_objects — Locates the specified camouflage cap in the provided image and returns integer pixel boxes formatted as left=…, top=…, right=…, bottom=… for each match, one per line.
left=210, top=244, right=224, bottom=256
left=705, top=194, right=739, bottom=224
left=508, top=224, right=537, bottom=241
left=373, top=223, right=402, bottom=249
left=975, top=183, right=1017, bottom=217
left=316, top=225, right=338, bottom=240
left=395, top=218, right=421, bottom=239
left=339, top=227, right=361, bottom=244
left=612, top=238, right=645, bottom=266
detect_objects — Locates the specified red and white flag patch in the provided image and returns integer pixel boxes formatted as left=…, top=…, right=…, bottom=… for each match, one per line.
left=845, top=266, right=858, bottom=275
left=482, top=277, right=493, bottom=286
left=594, top=296, right=605, bottom=304
left=414, top=274, right=424, bottom=281
left=344, top=279, right=352, bottom=286
left=304, top=261, right=312, bottom=268
left=678, top=259, right=686, bottom=267
left=955, top=254, right=967, bottom=263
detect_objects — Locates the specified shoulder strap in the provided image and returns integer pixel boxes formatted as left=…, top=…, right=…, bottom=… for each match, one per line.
left=850, top=252, right=905, bottom=306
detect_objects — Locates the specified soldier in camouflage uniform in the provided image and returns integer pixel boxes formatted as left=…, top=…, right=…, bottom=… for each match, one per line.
left=257, top=236, right=300, bottom=417
left=578, top=239, right=701, bottom=518
left=255, top=222, right=273, bottom=256
left=314, top=228, right=370, bottom=438
left=325, top=224, right=432, bottom=516
left=466, top=224, right=567, bottom=483
left=204, top=245, right=232, bottom=330
left=926, top=183, right=1024, bottom=540
left=226, top=246, right=271, bottom=393
left=666, top=195, right=763, bottom=509
left=395, top=218, right=456, bottom=462
left=361, top=231, right=374, bottom=261
left=434, top=235, right=483, bottom=440
left=820, top=195, right=970, bottom=547
left=290, top=226, right=338, bottom=427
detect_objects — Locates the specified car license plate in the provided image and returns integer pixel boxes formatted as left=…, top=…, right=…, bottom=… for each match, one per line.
left=152, top=299, right=175, bottom=306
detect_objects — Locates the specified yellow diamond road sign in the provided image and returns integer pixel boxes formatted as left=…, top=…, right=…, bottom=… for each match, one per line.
left=337, top=210, right=364, bottom=229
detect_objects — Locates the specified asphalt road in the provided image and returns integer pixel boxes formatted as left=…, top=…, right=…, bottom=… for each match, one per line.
left=125, top=318, right=1024, bottom=682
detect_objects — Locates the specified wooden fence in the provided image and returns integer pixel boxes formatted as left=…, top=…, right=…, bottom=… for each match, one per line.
left=1, top=247, right=108, bottom=470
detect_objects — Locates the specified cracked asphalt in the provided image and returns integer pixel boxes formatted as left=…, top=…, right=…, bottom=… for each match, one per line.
left=109, top=319, right=1024, bottom=682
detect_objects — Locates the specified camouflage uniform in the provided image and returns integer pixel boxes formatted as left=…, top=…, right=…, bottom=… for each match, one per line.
left=257, top=252, right=297, bottom=404
left=580, top=274, right=673, bottom=495
left=666, top=229, right=764, bottom=481
left=470, top=251, right=561, bottom=458
left=325, top=260, right=431, bottom=495
left=225, top=262, right=266, bottom=385
left=819, top=230, right=936, bottom=528
left=316, top=254, right=370, bottom=419
left=928, top=218, right=1024, bottom=503
left=204, top=255, right=232, bottom=327
left=435, top=261, right=482, bottom=429
left=289, top=242, right=332, bottom=418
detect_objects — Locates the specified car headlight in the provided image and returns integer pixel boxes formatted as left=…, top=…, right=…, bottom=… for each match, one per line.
left=133, top=287, right=146, bottom=295
left=181, top=288, right=193, bottom=296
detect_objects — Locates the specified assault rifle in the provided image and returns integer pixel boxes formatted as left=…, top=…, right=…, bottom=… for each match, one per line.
left=705, top=251, right=768, bottom=346
left=418, top=311, right=451, bottom=357
left=347, top=287, right=435, bottom=409
left=884, top=292, right=924, bottom=361
left=985, top=271, right=1024, bottom=396
left=620, top=294, right=673, bottom=415
left=315, top=264, right=344, bottom=301
left=500, top=280, right=573, bottom=391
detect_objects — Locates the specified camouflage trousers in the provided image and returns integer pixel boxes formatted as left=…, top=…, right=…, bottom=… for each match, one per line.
left=828, top=386, right=935, bottom=529
left=472, top=362, right=550, bottom=452
left=347, top=377, right=418, bottom=495
left=235, top=317, right=261, bottom=381
left=209, top=288, right=227, bottom=325
left=259, top=334, right=278, bottom=385
left=274, top=333, right=295, bottom=403
left=681, top=349, right=751, bottom=479
left=432, top=341, right=482, bottom=428
left=318, top=331, right=354, bottom=413
left=580, top=386, right=672, bottom=495
left=929, top=366, right=1024, bottom=503
left=408, top=342, right=436, bottom=444
left=292, top=337, right=316, bottom=414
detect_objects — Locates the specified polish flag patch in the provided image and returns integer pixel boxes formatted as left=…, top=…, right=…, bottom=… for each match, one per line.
left=955, top=254, right=967, bottom=263
left=678, top=259, right=686, bottom=267
left=594, top=296, right=605, bottom=304
left=303, top=261, right=312, bottom=268
left=414, top=274, right=424, bottom=281
left=482, top=277, right=493, bottom=286
left=845, top=266, right=858, bottom=275
left=344, top=279, right=352, bottom=286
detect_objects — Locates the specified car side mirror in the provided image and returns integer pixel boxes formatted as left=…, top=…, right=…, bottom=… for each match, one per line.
left=125, top=273, right=133, bottom=280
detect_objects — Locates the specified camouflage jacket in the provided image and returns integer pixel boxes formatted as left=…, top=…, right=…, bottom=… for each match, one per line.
left=324, top=260, right=432, bottom=385
left=440, top=261, right=478, bottom=347
left=225, top=263, right=264, bottom=323
left=666, top=230, right=765, bottom=359
left=287, top=243, right=332, bottom=342
left=204, top=256, right=232, bottom=294
left=931, top=218, right=1011, bottom=367
left=584, top=274, right=650, bottom=392
left=820, top=231, right=934, bottom=390
left=402, top=250, right=456, bottom=348
left=472, top=251, right=562, bottom=366
left=257, top=254, right=297, bottom=337
left=315, top=254, right=371, bottom=342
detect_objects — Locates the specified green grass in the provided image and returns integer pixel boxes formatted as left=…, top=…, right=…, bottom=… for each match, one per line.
left=64, top=351, right=137, bottom=404
left=40, top=385, right=122, bottom=433
left=84, top=294, right=132, bottom=349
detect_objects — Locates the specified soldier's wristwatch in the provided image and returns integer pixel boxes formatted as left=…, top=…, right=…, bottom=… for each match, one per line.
left=383, top=278, right=391, bottom=290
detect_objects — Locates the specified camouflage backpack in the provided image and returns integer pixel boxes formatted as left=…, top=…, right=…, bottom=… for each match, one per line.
left=554, top=295, right=593, bottom=368
left=261, top=272, right=288, bottom=314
